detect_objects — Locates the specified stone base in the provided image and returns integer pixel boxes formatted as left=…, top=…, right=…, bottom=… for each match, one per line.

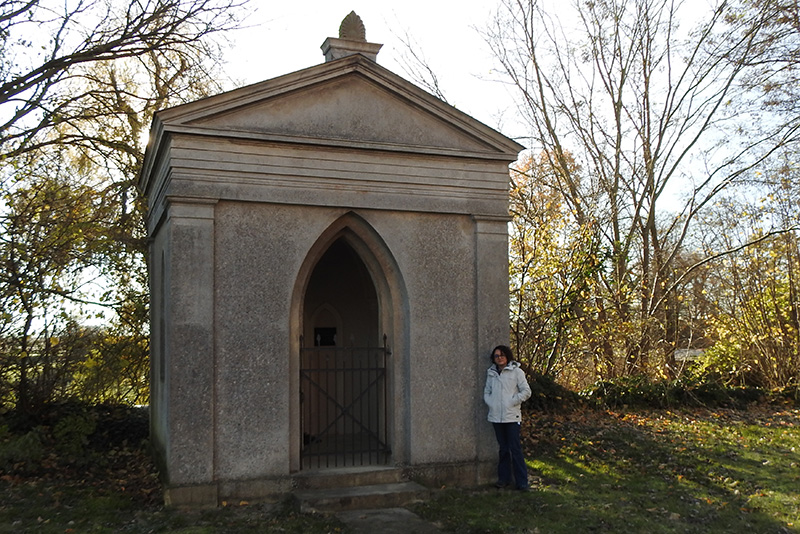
left=163, top=461, right=494, bottom=507
left=164, top=476, right=293, bottom=508
left=163, top=484, right=219, bottom=508
left=402, top=460, right=495, bottom=489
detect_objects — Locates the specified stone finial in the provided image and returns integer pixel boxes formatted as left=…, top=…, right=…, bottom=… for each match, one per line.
left=321, top=12, right=383, bottom=63
left=339, top=11, right=366, bottom=41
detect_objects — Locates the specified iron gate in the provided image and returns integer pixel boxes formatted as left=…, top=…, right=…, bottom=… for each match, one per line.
left=300, top=335, right=390, bottom=469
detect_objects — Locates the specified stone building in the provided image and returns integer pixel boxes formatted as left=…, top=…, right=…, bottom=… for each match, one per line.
left=137, top=14, right=523, bottom=506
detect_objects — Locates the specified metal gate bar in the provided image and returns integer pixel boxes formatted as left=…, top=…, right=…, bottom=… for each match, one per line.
left=300, top=335, right=390, bottom=469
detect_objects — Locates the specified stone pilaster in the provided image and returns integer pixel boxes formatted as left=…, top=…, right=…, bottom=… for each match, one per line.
left=162, top=198, right=217, bottom=493
left=473, top=215, right=511, bottom=475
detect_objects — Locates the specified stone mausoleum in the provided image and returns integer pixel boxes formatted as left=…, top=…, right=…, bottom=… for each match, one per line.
left=137, top=13, right=524, bottom=506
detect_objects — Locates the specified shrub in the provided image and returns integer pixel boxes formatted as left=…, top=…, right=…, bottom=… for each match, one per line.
left=524, top=372, right=581, bottom=412
left=0, top=402, right=150, bottom=476
left=0, top=426, right=45, bottom=468
left=89, top=404, right=149, bottom=448
left=768, top=385, right=800, bottom=405
left=581, top=376, right=765, bottom=409
left=53, top=411, right=97, bottom=458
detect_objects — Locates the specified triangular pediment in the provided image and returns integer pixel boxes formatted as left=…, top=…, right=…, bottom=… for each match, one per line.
left=187, top=75, right=497, bottom=152
left=152, top=55, right=523, bottom=157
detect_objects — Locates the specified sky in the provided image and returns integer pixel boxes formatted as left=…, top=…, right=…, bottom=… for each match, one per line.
left=222, top=0, right=527, bottom=144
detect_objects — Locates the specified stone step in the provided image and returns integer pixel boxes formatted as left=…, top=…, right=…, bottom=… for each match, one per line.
left=292, top=466, right=406, bottom=490
left=294, top=481, right=430, bottom=513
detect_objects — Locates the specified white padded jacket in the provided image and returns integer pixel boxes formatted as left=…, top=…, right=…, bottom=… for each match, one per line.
left=484, top=361, right=532, bottom=423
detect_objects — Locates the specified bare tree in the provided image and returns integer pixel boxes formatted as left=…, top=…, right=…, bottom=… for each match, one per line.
left=487, top=0, right=800, bottom=379
left=391, top=27, right=451, bottom=103
left=0, top=0, right=250, bottom=412
left=0, top=0, right=246, bottom=160
left=693, top=156, right=800, bottom=388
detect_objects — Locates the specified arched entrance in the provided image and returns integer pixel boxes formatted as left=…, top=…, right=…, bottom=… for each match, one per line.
left=299, top=236, right=390, bottom=469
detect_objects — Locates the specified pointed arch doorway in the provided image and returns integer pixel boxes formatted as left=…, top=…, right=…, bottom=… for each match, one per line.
left=299, top=235, right=391, bottom=470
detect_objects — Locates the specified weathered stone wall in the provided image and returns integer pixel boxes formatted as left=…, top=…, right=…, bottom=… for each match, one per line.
left=140, top=53, right=521, bottom=506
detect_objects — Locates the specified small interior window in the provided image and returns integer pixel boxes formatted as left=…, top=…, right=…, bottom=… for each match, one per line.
left=314, top=327, right=337, bottom=346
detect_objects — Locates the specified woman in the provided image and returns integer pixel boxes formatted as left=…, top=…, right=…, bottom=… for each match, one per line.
left=483, top=344, right=532, bottom=490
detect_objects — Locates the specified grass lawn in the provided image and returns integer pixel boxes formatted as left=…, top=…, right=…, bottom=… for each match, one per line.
left=1, top=405, right=798, bottom=533
left=413, top=406, right=800, bottom=533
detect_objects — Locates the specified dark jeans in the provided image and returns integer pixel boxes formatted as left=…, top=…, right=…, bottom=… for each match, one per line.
left=492, top=422, right=528, bottom=489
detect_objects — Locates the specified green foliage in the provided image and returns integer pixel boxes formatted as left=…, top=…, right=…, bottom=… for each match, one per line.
left=0, top=403, right=150, bottom=469
left=68, top=325, right=150, bottom=406
left=0, top=151, right=150, bottom=413
left=692, top=329, right=749, bottom=385
left=0, top=427, right=44, bottom=468
left=698, top=215, right=800, bottom=390
left=0, top=319, right=149, bottom=412
left=53, top=412, right=97, bottom=458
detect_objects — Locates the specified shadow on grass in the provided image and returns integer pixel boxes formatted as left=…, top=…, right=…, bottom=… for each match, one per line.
left=413, top=409, right=799, bottom=534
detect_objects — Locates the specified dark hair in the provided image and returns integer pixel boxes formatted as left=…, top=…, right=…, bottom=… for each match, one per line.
left=490, top=345, right=514, bottom=362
